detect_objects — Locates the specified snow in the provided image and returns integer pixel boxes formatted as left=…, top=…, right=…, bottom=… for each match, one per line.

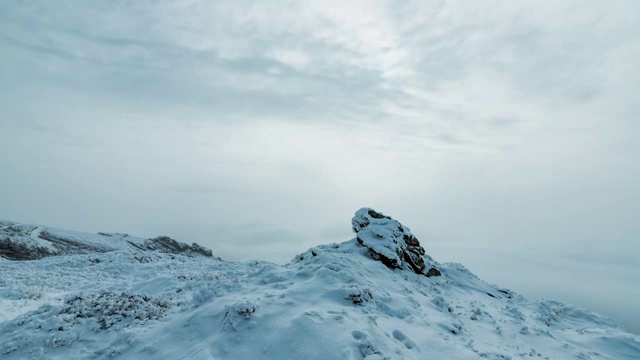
left=1, top=209, right=639, bottom=359
left=0, top=223, right=56, bottom=252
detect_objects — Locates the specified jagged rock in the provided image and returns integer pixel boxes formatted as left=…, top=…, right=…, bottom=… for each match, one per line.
left=352, top=208, right=439, bottom=276
left=128, top=236, right=213, bottom=257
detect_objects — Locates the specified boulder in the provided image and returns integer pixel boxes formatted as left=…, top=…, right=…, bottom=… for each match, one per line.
left=352, top=208, right=440, bottom=277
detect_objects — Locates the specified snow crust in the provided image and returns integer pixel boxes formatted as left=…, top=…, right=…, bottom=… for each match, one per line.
left=1, top=210, right=639, bottom=359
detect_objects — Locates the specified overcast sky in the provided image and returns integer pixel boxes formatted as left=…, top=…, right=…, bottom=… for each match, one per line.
left=1, top=0, right=639, bottom=334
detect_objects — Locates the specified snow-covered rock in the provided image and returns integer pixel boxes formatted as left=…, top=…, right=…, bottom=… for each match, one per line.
left=1, top=210, right=639, bottom=359
left=352, top=207, right=439, bottom=277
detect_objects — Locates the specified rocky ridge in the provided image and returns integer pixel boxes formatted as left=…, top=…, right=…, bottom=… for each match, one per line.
left=0, top=221, right=212, bottom=261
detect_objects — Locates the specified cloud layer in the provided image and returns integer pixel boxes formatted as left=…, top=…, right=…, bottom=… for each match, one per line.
left=1, top=0, right=639, bottom=333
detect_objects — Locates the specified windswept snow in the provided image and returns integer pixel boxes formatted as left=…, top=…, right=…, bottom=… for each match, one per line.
left=1, top=209, right=639, bottom=359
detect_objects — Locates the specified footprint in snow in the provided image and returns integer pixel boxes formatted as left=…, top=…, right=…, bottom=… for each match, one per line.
left=350, top=330, right=385, bottom=359
left=392, top=330, right=417, bottom=350
left=304, top=311, right=324, bottom=322
left=351, top=330, right=366, bottom=340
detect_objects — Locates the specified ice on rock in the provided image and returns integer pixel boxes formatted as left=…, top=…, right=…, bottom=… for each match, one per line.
left=352, top=208, right=440, bottom=277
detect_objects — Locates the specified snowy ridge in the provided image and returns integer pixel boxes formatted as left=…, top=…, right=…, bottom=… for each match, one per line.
left=0, top=222, right=213, bottom=260
left=1, top=209, right=639, bottom=359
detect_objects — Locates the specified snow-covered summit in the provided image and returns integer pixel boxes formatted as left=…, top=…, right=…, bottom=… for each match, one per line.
left=1, top=209, right=639, bottom=359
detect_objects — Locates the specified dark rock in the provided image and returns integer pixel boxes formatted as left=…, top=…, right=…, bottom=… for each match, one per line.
left=0, top=237, right=52, bottom=260
left=0, top=224, right=56, bottom=260
left=346, top=288, right=373, bottom=305
left=367, top=209, right=386, bottom=219
left=426, top=267, right=442, bottom=277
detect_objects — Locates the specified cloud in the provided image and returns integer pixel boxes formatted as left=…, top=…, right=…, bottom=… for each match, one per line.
left=0, top=0, right=639, bottom=334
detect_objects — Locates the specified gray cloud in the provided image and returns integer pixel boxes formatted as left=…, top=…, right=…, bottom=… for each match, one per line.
left=1, top=0, right=639, bottom=334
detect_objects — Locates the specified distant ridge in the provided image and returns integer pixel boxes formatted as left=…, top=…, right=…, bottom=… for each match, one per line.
left=0, top=221, right=213, bottom=260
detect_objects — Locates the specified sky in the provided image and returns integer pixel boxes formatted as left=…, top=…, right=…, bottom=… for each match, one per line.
left=1, top=0, right=639, bottom=334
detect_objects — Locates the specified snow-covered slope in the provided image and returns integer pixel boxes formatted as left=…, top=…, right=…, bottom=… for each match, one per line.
left=1, top=209, right=639, bottom=359
left=0, top=221, right=213, bottom=260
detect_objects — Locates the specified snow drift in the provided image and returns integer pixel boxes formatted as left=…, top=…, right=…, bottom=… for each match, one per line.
left=1, top=209, right=639, bottom=359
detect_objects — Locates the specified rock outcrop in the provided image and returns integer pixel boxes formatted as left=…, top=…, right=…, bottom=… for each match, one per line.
left=352, top=208, right=440, bottom=277
left=127, top=236, right=213, bottom=257
left=0, top=223, right=55, bottom=260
